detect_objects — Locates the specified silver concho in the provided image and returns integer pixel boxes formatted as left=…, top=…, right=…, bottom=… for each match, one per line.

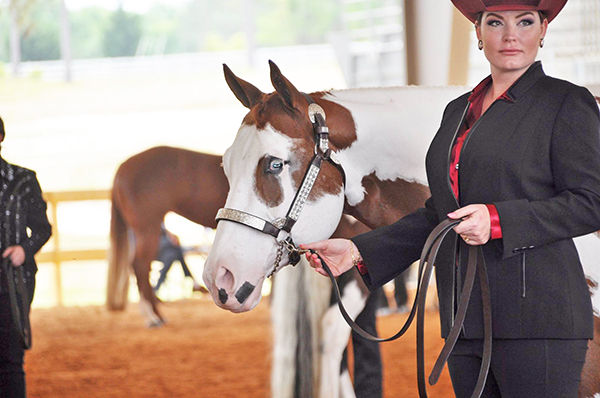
left=329, top=150, right=341, bottom=165
left=308, top=103, right=326, bottom=124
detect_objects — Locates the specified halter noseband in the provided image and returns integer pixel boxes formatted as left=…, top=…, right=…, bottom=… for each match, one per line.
left=215, top=93, right=345, bottom=278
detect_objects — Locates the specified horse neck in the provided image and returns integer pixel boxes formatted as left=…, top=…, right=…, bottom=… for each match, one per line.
left=323, top=86, right=467, bottom=229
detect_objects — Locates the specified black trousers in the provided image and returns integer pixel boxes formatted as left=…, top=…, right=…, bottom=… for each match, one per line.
left=154, top=247, right=193, bottom=291
left=448, top=338, right=588, bottom=398
left=0, top=291, right=26, bottom=398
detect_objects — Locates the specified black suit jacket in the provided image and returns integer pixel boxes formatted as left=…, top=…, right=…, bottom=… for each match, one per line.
left=353, top=62, right=600, bottom=339
left=0, top=157, right=52, bottom=302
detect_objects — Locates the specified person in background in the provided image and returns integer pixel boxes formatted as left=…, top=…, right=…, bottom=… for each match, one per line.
left=303, top=0, right=600, bottom=396
left=153, top=223, right=206, bottom=293
left=0, top=116, right=52, bottom=398
left=377, top=271, right=409, bottom=316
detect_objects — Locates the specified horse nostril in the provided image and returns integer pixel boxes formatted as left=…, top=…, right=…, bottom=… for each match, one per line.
left=216, top=266, right=235, bottom=289
left=235, top=281, right=256, bottom=304
left=218, top=289, right=228, bottom=304
left=215, top=266, right=235, bottom=305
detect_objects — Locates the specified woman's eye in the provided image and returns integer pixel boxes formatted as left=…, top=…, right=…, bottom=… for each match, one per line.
left=518, top=18, right=535, bottom=26
left=487, top=19, right=502, bottom=27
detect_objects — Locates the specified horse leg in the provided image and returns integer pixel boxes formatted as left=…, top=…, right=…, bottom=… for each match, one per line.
left=271, top=266, right=300, bottom=398
left=131, top=233, right=164, bottom=327
left=351, top=288, right=383, bottom=398
left=319, top=279, right=367, bottom=398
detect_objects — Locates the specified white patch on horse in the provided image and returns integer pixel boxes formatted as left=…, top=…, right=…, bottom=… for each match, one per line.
left=574, top=233, right=600, bottom=314
left=319, top=279, right=366, bottom=398
left=271, top=260, right=332, bottom=398
left=323, top=86, right=468, bottom=206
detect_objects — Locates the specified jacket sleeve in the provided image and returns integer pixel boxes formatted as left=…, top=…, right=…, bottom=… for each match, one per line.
left=22, top=172, right=52, bottom=260
left=351, top=196, right=439, bottom=289
left=495, top=86, right=600, bottom=259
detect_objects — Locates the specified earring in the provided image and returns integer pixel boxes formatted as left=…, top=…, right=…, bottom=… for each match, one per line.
left=478, top=40, right=483, bottom=50
left=540, top=38, right=545, bottom=48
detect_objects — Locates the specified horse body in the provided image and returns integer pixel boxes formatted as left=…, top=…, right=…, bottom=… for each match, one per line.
left=107, top=146, right=228, bottom=325
left=204, top=62, right=600, bottom=397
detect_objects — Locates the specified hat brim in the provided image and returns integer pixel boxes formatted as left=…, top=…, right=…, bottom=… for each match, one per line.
left=451, top=0, right=568, bottom=23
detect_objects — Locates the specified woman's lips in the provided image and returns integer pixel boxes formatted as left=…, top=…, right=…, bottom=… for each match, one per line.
left=500, top=49, right=522, bottom=55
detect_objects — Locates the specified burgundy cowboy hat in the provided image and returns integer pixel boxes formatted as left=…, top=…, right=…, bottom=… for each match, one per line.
left=451, top=0, right=568, bottom=23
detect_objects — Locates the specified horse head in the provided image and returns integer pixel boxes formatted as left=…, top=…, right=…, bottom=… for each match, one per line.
left=203, top=61, right=354, bottom=312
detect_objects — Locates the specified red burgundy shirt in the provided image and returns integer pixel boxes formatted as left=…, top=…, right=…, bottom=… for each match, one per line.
left=449, top=76, right=509, bottom=240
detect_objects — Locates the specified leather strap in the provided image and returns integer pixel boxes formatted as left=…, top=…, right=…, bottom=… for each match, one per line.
left=314, top=218, right=492, bottom=398
left=2, top=258, right=32, bottom=350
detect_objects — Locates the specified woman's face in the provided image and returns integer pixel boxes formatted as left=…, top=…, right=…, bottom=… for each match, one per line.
left=476, top=10, right=548, bottom=76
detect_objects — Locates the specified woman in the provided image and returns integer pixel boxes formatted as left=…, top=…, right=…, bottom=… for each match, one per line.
left=0, top=116, right=52, bottom=397
left=302, top=0, right=600, bottom=396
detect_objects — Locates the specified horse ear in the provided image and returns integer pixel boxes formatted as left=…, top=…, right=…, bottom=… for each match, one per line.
left=269, top=60, right=304, bottom=110
left=223, top=64, right=265, bottom=109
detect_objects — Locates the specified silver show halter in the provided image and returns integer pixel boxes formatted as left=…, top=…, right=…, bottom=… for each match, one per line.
left=215, top=93, right=345, bottom=278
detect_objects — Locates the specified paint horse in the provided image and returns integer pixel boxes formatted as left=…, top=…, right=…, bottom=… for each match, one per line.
left=107, top=146, right=228, bottom=326
left=202, top=61, right=600, bottom=398
left=106, top=146, right=382, bottom=397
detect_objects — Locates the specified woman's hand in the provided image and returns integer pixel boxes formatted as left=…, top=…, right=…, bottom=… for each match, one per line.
left=448, top=204, right=491, bottom=245
left=299, top=239, right=357, bottom=277
left=2, top=245, right=26, bottom=266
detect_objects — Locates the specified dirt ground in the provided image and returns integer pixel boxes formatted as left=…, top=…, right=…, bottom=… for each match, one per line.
left=25, top=297, right=454, bottom=398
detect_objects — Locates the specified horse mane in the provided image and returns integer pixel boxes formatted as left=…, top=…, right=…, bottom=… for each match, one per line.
left=322, top=85, right=470, bottom=105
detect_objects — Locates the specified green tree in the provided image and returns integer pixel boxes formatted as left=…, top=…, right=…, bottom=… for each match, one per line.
left=103, top=7, right=142, bottom=57
left=21, top=0, right=60, bottom=61
left=70, top=7, right=111, bottom=59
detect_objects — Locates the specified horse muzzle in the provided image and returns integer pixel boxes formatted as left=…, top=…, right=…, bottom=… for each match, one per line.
left=203, top=260, right=264, bottom=312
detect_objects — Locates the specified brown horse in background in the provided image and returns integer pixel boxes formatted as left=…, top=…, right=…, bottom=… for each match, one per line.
left=107, top=146, right=228, bottom=326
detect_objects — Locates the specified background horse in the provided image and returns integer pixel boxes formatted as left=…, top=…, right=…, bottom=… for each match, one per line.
left=106, top=145, right=381, bottom=396
left=203, top=61, right=600, bottom=398
left=107, top=146, right=228, bottom=326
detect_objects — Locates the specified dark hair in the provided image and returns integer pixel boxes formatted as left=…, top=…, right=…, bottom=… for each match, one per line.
left=475, top=10, right=547, bottom=25
left=0, top=116, right=4, bottom=137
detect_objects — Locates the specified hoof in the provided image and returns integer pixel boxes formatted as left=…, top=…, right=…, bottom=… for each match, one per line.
left=147, top=319, right=166, bottom=329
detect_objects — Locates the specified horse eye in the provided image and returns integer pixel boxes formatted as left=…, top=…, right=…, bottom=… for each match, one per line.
left=264, top=156, right=285, bottom=175
left=268, top=158, right=284, bottom=174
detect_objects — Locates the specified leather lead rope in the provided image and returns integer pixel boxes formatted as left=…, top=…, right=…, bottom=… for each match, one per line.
left=314, top=218, right=492, bottom=398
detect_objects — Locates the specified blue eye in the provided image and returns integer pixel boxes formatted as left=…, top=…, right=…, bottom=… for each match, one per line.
left=263, top=156, right=286, bottom=175
left=270, top=159, right=283, bottom=172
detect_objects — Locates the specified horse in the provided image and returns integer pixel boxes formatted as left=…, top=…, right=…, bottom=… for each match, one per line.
left=107, top=146, right=229, bottom=326
left=106, top=145, right=381, bottom=397
left=202, top=61, right=600, bottom=398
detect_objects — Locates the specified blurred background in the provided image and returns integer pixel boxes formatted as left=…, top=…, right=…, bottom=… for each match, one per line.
left=0, top=0, right=598, bottom=309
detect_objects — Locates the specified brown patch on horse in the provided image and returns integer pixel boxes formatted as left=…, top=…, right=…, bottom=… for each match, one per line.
left=249, top=92, right=354, bottom=207
left=254, top=156, right=284, bottom=207
left=588, top=277, right=598, bottom=295
left=311, top=92, right=358, bottom=151
left=579, top=315, right=600, bottom=397
left=346, top=173, right=430, bottom=229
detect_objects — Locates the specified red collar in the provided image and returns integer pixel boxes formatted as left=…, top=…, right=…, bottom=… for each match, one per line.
left=468, top=75, right=514, bottom=104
